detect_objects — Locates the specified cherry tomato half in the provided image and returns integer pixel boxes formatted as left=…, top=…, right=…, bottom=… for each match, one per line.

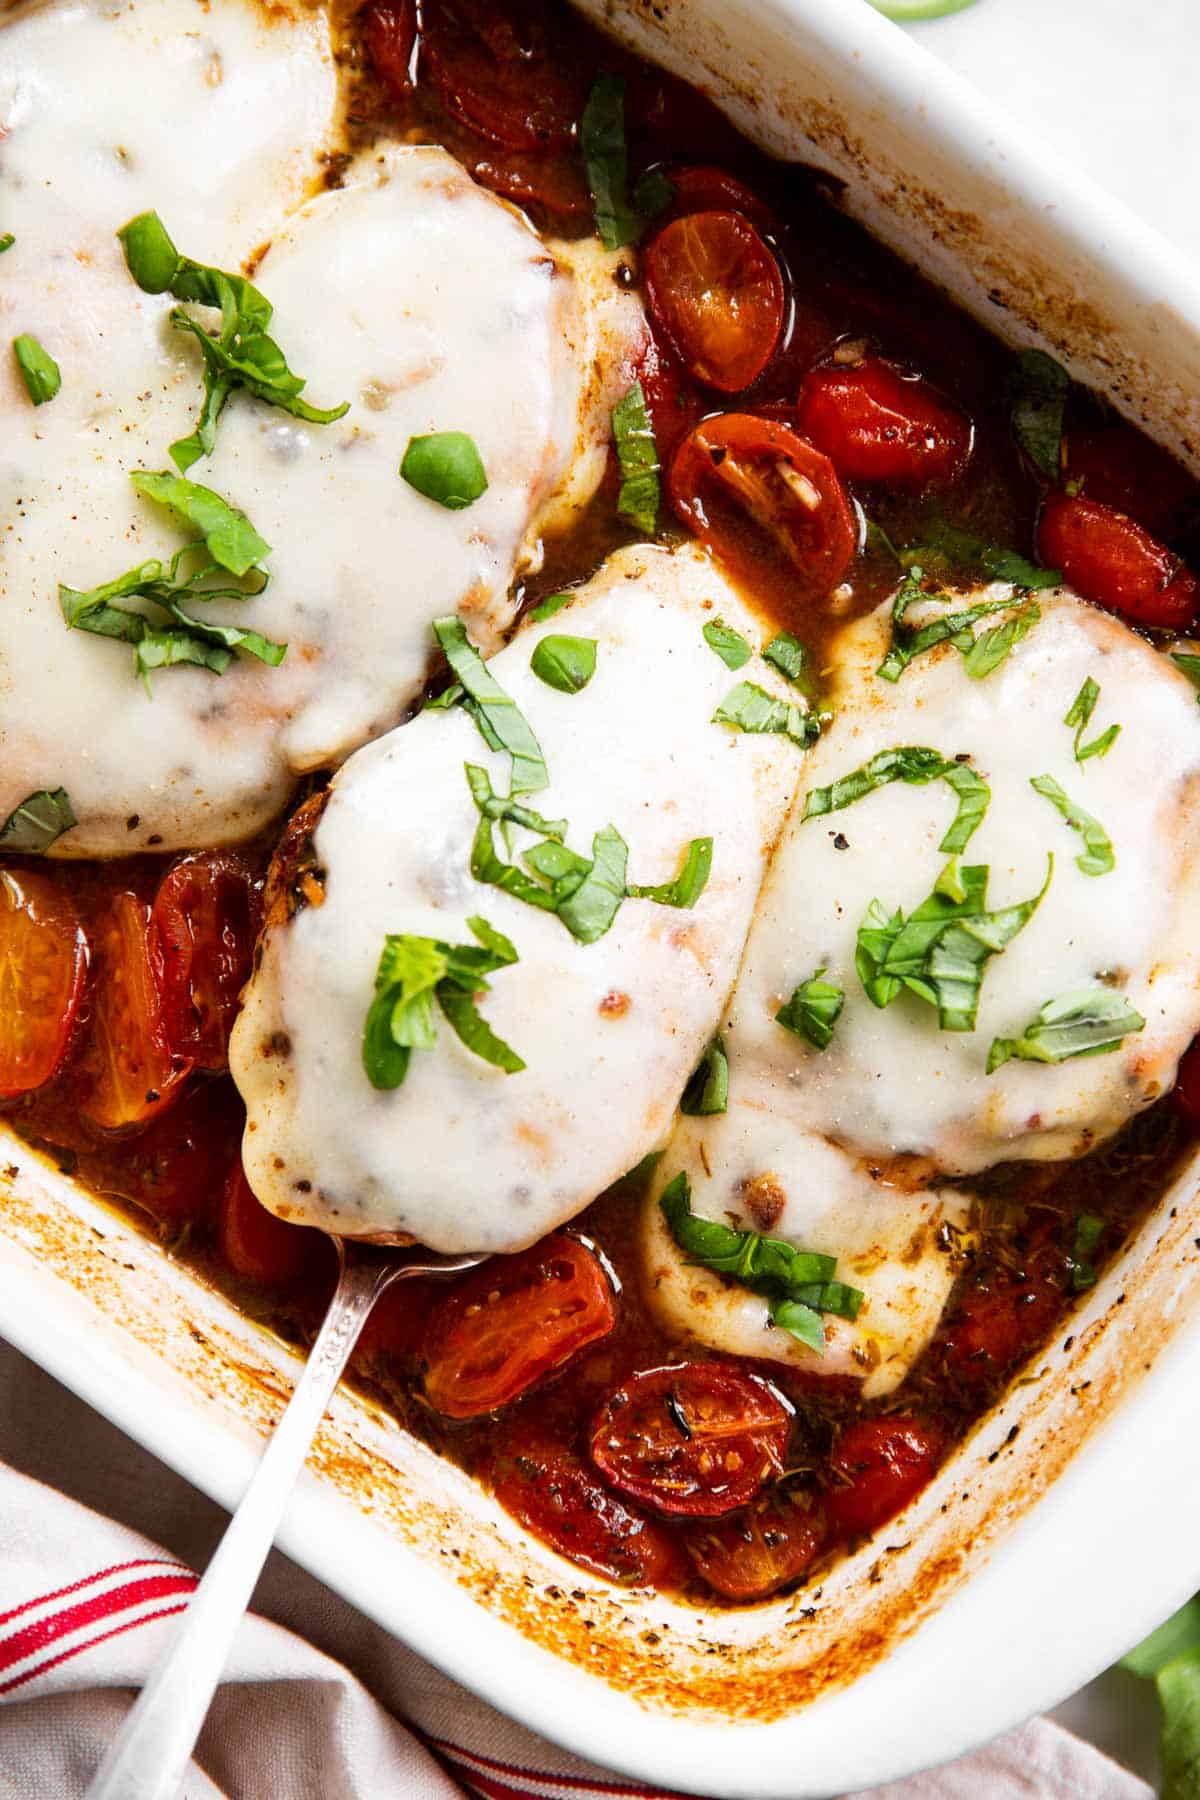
left=469, top=149, right=591, bottom=222
left=1037, top=491, right=1200, bottom=630
left=490, top=1429, right=685, bottom=1589
left=933, top=1235, right=1066, bottom=1393
left=685, top=1488, right=827, bottom=1601
left=219, top=1159, right=329, bottom=1289
left=423, top=1234, right=616, bottom=1419
left=655, top=163, right=774, bottom=231
left=825, top=1417, right=944, bottom=1543
left=150, top=852, right=260, bottom=1073
left=796, top=355, right=973, bottom=490
left=0, top=871, right=88, bottom=1100
left=1062, top=425, right=1196, bottom=542
left=422, top=0, right=585, bottom=152
left=1174, top=1036, right=1200, bottom=1126
left=363, top=0, right=418, bottom=100
left=589, top=1362, right=791, bottom=1519
left=644, top=211, right=784, bottom=393
left=669, top=414, right=856, bottom=602
left=77, top=892, right=191, bottom=1132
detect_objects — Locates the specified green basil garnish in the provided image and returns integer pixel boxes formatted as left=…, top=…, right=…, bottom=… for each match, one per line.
left=679, top=1036, right=728, bottom=1115
left=0, top=234, right=14, bottom=255
left=530, top=634, right=597, bottom=694
left=433, top=616, right=549, bottom=794
left=400, top=431, right=488, bottom=511
left=1171, top=651, right=1200, bottom=701
left=12, top=333, right=60, bottom=405
left=893, top=514, right=1060, bottom=590
left=960, top=601, right=1042, bottom=679
left=581, top=73, right=640, bottom=251
left=0, top=787, right=76, bottom=854
left=987, top=986, right=1144, bottom=1073
left=1070, top=1210, right=1105, bottom=1292
left=529, top=592, right=572, bottom=623
left=363, top=916, right=524, bottom=1089
left=762, top=631, right=819, bottom=696
left=627, top=836, right=712, bottom=909
left=612, top=381, right=660, bottom=537
left=1064, top=676, right=1121, bottom=762
left=556, top=823, right=629, bottom=944
left=130, top=471, right=270, bottom=576
left=713, top=681, right=817, bottom=748
left=876, top=567, right=1042, bottom=683
left=776, top=969, right=844, bottom=1051
left=660, top=1171, right=863, bottom=1355
left=1030, top=773, right=1114, bottom=876
left=631, top=166, right=674, bottom=220
left=803, top=745, right=990, bottom=854
left=1007, top=347, right=1069, bottom=479
left=703, top=618, right=753, bottom=671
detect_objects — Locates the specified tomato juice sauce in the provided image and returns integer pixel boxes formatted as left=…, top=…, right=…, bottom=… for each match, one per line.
left=5, top=0, right=1200, bottom=1604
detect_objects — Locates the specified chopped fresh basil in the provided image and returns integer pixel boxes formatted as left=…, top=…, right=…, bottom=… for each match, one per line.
left=896, top=515, right=1060, bottom=591
left=713, top=681, right=817, bottom=748
left=529, top=592, right=572, bottom=623
left=659, top=1171, right=863, bottom=1354
left=859, top=855, right=1053, bottom=1032
left=1008, top=347, right=1069, bottom=479
left=470, top=811, right=563, bottom=913
left=987, top=986, right=1145, bottom=1073
left=464, top=764, right=566, bottom=840
left=400, top=431, right=488, bottom=510
left=433, top=616, right=549, bottom=795
left=0, top=234, right=14, bottom=254
left=1122, top=1599, right=1200, bottom=1800
left=581, top=73, right=639, bottom=251
left=876, top=568, right=1041, bottom=683
left=703, top=618, right=754, bottom=671
left=557, top=823, right=629, bottom=945
left=868, top=0, right=980, bottom=17
left=130, top=470, right=270, bottom=577
left=776, top=969, right=844, bottom=1051
left=612, top=381, right=660, bottom=537
left=627, top=836, right=712, bottom=909
left=1172, top=652, right=1200, bottom=702
left=679, top=1036, right=729, bottom=1115
left=362, top=916, right=524, bottom=1089
left=530, top=634, right=597, bottom=694
left=12, top=333, right=60, bottom=405
left=631, top=165, right=674, bottom=220
left=762, top=631, right=819, bottom=695
left=803, top=746, right=990, bottom=855
left=1070, top=1210, right=1105, bottom=1292
left=1064, top=675, right=1121, bottom=762
left=118, top=210, right=348, bottom=471
left=1030, top=773, right=1114, bottom=876
left=0, top=786, right=76, bottom=854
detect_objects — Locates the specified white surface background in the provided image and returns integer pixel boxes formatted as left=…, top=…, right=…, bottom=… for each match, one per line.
left=895, top=0, right=1200, bottom=1782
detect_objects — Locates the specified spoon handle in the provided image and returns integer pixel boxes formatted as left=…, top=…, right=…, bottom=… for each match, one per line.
left=86, top=1248, right=396, bottom=1800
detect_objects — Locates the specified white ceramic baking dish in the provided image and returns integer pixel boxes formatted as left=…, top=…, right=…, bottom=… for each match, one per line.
left=4, top=1, right=1200, bottom=1792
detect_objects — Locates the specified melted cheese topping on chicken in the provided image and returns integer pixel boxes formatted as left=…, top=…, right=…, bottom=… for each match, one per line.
left=230, top=545, right=802, bottom=1253
left=1, top=1, right=643, bottom=853
left=639, top=583, right=1200, bottom=1394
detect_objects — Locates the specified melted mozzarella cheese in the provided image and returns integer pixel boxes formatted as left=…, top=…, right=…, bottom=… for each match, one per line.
left=230, top=545, right=802, bottom=1254
left=638, top=582, right=1200, bottom=1393
left=2, top=2, right=643, bottom=855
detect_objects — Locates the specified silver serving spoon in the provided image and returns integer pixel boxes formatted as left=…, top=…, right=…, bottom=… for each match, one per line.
left=86, top=1237, right=486, bottom=1800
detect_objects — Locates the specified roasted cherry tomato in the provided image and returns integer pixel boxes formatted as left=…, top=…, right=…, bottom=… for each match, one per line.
left=654, top=162, right=773, bottom=230
left=150, top=852, right=260, bottom=1073
left=77, top=892, right=191, bottom=1132
left=1062, top=425, right=1196, bottom=542
left=825, top=1417, right=944, bottom=1543
left=422, top=0, right=585, bottom=152
left=934, top=1236, right=1066, bottom=1393
left=423, top=1234, right=615, bottom=1419
left=589, top=1362, right=791, bottom=1518
left=1037, top=491, right=1200, bottom=630
left=796, top=354, right=973, bottom=489
left=644, top=211, right=784, bottom=393
left=363, top=0, right=418, bottom=99
left=490, top=1429, right=685, bottom=1589
left=670, top=414, right=856, bottom=601
left=219, top=1158, right=329, bottom=1289
left=469, top=149, right=591, bottom=221
left=685, top=1488, right=827, bottom=1601
left=96, top=1077, right=245, bottom=1228
left=0, top=871, right=88, bottom=1100
left=1174, top=1036, right=1200, bottom=1126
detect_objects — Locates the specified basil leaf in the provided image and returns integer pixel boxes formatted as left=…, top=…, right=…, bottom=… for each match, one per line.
left=530, top=592, right=572, bottom=622
left=612, top=381, right=660, bottom=537
left=363, top=917, right=523, bottom=1089
left=400, top=431, right=488, bottom=511
left=632, top=166, right=674, bottom=219
left=776, top=969, right=844, bottom=1051
left=0, top=786, right=76, bottom=854
left=159, top=598, right=286, bottom=668
left=767, top=1297, right=826, bottom=1352
left=522, top=840, right=591, bottom=890
left=1172, top=652, right=1200, bottom=701
left=582, top=73, right=640, bottom=251
left=1156, top=1648, right=1200, bottom=1800
left=855, top=899, right=905, bottom=1010
left=960, top=600, right=1041, bottom=679
left=0, top=234, right=14, bottom=255
left=1030, top=773, right=1114, bottom=876
left=898, top=516, right=1060, bottom=590
left=1063, top=675, right=1121, bottom=761
left=1123, top=1599, right=1200, bottom=1679
left=987, top=985, right=1144, bottom=1073
left=1070, top=1210, right=1105, bottom=1292
left=627, top=837, right=712, bottom=909
left=876, top=569, right=1038, bottom=683
left=470, top=814, right=563, bottom=912
left=703, top=618, right=753, bottom=671
left=433, top=616, right=549, bottom=794
left=680, top=1036, right=728, bottom=1115
left=530, top=634, right=597, bottom=694
left=762, top=631, right=819, bottom=696
left=464, top=764, right=566, bottom=840
left=558, top=824, right=629, bottom=944
left=938, top=763, right=992, bottom=854
left=117, top=210, right=182, bottom=293
left=130, top=470, right=270, bottom=576
left=12, top=333, right=60, bottom=405
left=713, top=681, right=817, bottom=748
left=803, top=746, right=990, bottom=854
left=1008, top=347, right=1070, bottom=479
